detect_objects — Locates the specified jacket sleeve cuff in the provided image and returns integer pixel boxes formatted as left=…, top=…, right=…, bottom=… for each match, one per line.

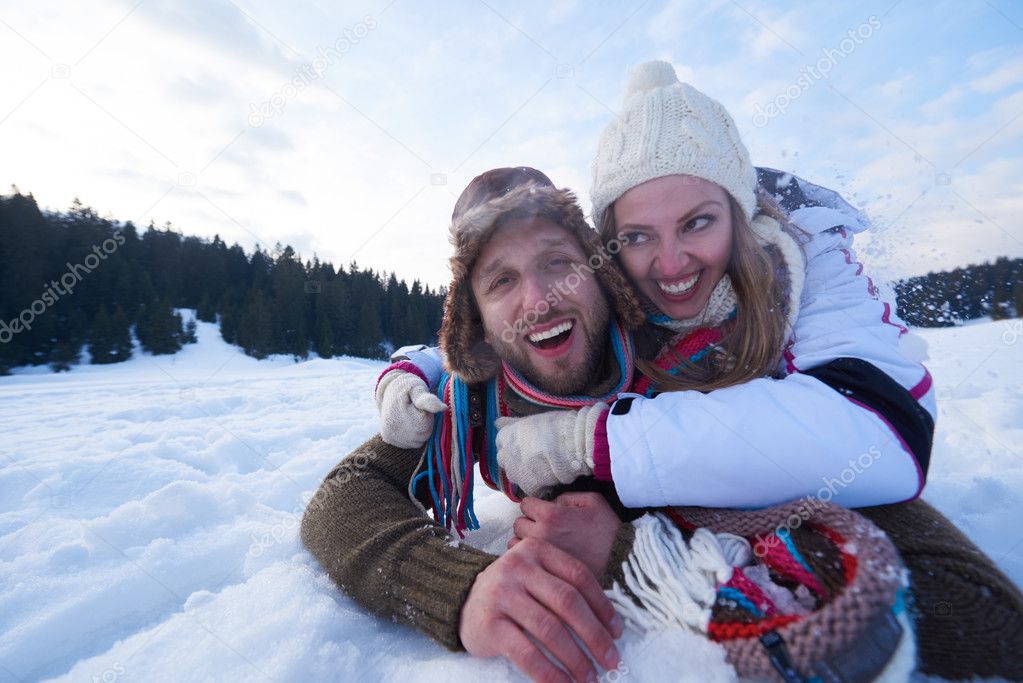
left=592, top=408, right=612, bottom=481
left=375, top=360, right=429, bottom=394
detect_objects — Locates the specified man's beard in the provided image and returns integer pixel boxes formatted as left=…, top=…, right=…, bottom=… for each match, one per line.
left=487, top=296, right=611, bottom=396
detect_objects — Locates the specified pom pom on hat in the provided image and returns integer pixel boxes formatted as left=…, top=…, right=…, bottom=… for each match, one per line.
left=622, top=59, right=679, bottom=102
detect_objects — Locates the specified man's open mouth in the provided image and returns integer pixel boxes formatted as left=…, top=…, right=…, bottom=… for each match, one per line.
left=526, top=320, right=574, bottom=352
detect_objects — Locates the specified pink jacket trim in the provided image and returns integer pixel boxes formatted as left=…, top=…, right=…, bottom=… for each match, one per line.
left=592, top=409, right=613, bottom=481
left=844, top=396, right=925, bottom=502
left=375, top=361, right=429, bottom=395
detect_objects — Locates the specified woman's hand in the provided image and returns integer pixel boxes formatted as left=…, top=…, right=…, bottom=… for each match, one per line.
left=509, top=492, right=624, bottom=578
left=495, top=403, right=608, bottom=496
left=375, top=370, right=446, bottom=448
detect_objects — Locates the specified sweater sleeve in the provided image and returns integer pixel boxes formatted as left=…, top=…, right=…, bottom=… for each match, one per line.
left=604, top=223, right=936, bottom=510
left=300, top=435, right=497, bottom=650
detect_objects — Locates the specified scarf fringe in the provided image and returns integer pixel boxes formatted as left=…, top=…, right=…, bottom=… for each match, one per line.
left=607, top=513, right=740, bottom=634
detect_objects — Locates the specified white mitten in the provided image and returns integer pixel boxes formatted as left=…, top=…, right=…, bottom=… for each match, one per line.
left=375, top=371, right=447, bottom=448
left=494, top=403, right=609, bottom=497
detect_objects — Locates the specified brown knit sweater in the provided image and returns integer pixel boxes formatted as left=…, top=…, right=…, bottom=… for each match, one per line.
left=301, top=433, right=502, bottom=649
left=301, top=352, right=635, bottom=651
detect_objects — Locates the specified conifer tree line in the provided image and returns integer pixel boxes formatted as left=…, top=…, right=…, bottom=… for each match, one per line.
left=892, top=256, right=1023, bottom=326
left=0, top=189, right=444, bottom=374
left=1, top=188, right=1020, bottom=375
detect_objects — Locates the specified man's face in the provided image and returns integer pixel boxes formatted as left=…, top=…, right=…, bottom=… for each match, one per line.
left=470, top=216, right=610, bottom=395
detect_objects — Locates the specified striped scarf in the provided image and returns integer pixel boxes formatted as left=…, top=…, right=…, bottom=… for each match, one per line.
left=632, top=307, right=738, bottom=397
left=412, top=320, right=635, bottom=536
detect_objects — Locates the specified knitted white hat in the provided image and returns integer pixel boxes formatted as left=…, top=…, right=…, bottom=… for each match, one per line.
left=590, top=60, right=758, bottom=227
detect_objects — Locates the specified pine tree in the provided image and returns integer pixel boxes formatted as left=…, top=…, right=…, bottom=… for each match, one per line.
left=137, top=298, right=184, bottom=355
left=183, top=318, right=198, bottom=344
left=196, top=292, right=216, bottom=323
left=991, top=257, right=1012, bottom=320
left=354, top=299, right=384, bottom=358
left=237, top=291, right=273, bottom=359
left=314, top=304, right=334, bottom=358
left=109, top=304, right=133, bottom=362
left=270, top=245, right=308, bottom=358
left=87, top=306, right=115, bottom=364
left=49, top=310, right=87, bottom=371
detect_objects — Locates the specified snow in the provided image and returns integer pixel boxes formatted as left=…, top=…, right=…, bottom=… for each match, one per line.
left=1, top=315, right=1021, bottom=682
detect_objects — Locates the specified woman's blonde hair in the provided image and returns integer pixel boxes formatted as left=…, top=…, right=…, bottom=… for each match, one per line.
left=599, top=187, right=808, bottom=393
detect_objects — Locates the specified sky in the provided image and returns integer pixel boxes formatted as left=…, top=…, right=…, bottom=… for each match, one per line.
left=1, top=0, right=1022, bottom=289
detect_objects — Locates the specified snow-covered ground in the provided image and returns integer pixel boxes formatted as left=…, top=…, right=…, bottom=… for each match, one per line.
left=1, top=315, right=1021, bottom=682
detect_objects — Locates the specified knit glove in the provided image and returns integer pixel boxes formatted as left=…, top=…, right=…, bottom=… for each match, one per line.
left=495, top=403, right=609, bottom=497
left=375, top=370, right=447, bottom=448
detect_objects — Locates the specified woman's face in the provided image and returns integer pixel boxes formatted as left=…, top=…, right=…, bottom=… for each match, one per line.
left=613, top=174, right=733, bottom=321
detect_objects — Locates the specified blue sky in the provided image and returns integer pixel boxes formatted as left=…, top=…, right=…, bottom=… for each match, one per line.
left=1, top=0, right=1021, bottom=288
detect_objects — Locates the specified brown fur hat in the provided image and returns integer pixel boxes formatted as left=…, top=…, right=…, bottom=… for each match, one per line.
left=439, top=167, right=645, bottom=384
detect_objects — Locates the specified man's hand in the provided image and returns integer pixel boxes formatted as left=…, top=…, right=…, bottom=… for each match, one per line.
left=509, top=493, right=623, bottom=577
left=459, top=537, right=623, bottom=683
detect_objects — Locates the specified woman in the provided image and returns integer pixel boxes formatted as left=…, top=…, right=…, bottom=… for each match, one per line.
left=380, top=59, right=934, bottom=511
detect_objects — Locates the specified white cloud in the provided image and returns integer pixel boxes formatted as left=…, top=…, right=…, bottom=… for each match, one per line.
left=971, top=53, right=1023, bottom=94
left=0, top=0, right=1020, bottom=292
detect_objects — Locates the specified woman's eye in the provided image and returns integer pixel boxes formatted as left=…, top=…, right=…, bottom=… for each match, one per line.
left=624, top=232, right=650, bottom=245
left=490, top=276, right=512, bottom=291
left=685, top=214, right=715, bottom=232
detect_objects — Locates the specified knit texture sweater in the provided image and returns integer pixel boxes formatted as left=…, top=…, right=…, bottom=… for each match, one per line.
left=301, top=359, right=637, bottom=651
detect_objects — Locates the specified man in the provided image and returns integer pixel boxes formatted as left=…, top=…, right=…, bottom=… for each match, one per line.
left=301, top=167, right=646, bottom=683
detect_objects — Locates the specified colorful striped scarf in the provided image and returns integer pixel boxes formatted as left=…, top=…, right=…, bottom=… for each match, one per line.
left=413, top=320, right=635, bottom=536
left=632, top=306, right=738, bottom=397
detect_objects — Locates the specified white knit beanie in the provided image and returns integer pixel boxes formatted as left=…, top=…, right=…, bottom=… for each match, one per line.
left=590, top=60, right=758, bottom=227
